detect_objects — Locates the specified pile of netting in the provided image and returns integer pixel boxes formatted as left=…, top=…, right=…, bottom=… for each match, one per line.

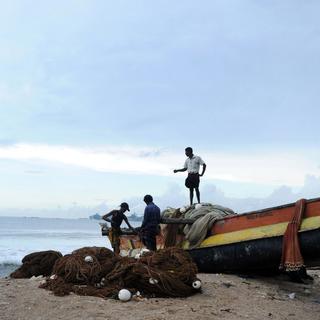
left=162, top=203, right=235, bottom=249
left=11, top=246, right=200, bottom=299
left=10, top=250, right=62, bottom=278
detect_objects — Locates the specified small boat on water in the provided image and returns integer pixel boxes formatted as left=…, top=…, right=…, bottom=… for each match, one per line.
left=100, top=197, right=320, bottom=273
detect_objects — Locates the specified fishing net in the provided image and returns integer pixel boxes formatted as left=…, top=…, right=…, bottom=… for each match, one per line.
left=38, top=246, right=200, bottom=299
left=72, top=246, right=114, bottom=263
left=10, top=250, right=62, bottom=278
left=162, top=208, right=184, bottom=248
left=52, top=254, right=102, bottom=284
left=162, top=203, right=235, bottom=249
left=72, top=246, right=120, bottom=277
left=40, top=276, right=73, bottom=296
left=279, top=199, right=306, bottom=272
left=136, top=247, right=199, bottom=297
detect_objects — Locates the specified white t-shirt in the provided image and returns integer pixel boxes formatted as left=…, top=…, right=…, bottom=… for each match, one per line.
left=184, top=155, right=205, bottom=173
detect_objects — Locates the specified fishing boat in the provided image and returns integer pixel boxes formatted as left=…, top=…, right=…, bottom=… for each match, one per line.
left=100, top=197, right=320, bottom=273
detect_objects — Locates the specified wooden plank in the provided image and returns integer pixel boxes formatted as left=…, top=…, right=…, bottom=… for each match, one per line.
left=160, top=217, right=195, bottom=224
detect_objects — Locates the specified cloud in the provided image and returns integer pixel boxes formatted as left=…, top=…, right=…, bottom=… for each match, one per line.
left=24, top=170, right=43, bottom=175
left=0, top=143, right=170, bottom=176
left=2, top=174, right=319, bottom=218
left=200, top=175, right=320, bottom=213
left=0, top=143, right=319, bottom=187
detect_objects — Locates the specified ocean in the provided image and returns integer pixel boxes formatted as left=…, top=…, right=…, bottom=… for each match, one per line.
left=0, top=216, right=140, bottom=278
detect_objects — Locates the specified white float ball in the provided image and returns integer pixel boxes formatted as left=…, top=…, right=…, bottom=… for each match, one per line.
left=118, top=289, right=132, bottom=302
left=192, top=280, right=202, bottom=289
left=149, top=278, right=158, bottom=285
left=84, top=255, right=93, bottom=263
left=180, top=206, right=186, bottom=213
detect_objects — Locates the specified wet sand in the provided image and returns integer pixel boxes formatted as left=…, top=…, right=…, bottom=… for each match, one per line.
left=1, top=271, right=320, bottom=320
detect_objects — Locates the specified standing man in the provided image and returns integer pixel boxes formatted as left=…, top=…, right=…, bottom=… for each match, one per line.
left=140, top=195, right=161, bottom=251
left=102, top=202, right=136, bottom=255
left=173, top=147, right=206, bottom=205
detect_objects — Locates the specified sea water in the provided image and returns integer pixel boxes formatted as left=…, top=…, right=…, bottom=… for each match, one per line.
left=0, top=216, right=137, bottom=277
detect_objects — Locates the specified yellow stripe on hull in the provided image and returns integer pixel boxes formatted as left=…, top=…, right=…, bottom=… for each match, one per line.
left=191, top=216, right=320, bottom=249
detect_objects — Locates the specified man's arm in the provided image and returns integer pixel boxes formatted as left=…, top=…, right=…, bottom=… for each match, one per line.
left=102, top=210, right=114, bottom=223
left=174, top=159, right=188, bottom=173
left=141, top=207, right=148, bottom=229
left=199, top=163, right=206, bottom=177
left=123, top=216, right=136, bottom=232
left=173, top=168, right=187, bottom=173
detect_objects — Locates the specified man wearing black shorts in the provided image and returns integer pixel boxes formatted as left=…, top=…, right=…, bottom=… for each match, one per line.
left=173, top=147, right=206, bottom=205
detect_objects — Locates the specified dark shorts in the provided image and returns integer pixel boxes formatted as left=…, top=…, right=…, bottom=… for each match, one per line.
left=185, top=173, right=200, bottom=189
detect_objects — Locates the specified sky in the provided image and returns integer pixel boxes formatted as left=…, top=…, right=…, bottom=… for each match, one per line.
left=0, top=0, right=319, bottom=218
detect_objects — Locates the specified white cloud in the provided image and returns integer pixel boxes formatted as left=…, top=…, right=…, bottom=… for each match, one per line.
left=0, top=143, right=319, bottom=187
left=0, top=143, right=170, bottom=176
left=1, top=174, right=319, bottom=218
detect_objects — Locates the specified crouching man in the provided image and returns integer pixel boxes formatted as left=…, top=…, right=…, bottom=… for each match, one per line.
left=102, top=202, right=136, bottom=255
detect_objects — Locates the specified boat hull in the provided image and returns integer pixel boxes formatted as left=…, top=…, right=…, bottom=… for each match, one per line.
left=189, top=228, right=320, bottom=273
left=101, top=197, right=320, bottom=272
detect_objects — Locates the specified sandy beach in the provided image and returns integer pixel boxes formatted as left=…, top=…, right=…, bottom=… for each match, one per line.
left=1, top=270, right=320, bottom=320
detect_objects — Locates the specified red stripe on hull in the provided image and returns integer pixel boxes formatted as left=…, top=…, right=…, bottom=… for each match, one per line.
left=211, top=198, right=320, bottom=235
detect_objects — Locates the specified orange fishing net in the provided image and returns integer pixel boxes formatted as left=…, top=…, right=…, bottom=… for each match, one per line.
left=279, top=199, right=306, bottom=272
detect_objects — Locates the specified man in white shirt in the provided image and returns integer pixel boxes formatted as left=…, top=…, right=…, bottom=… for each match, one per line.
left=173, top=147, right=206, bottom=205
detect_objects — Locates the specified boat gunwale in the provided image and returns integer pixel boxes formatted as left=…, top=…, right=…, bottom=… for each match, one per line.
left=216, top=196, right=320, bottom=223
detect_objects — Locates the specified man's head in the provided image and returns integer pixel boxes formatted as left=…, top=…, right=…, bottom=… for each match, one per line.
left=120, top=202, right=130, bottom=212
left=185, top=147, right=193, bottom=158
left=143, top=194, right=153, bottom=204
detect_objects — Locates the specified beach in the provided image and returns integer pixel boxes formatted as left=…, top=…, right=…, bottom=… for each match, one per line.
left=1, top=218, right=320, bottom=320
left=1, top=271, right=320, bottom=320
